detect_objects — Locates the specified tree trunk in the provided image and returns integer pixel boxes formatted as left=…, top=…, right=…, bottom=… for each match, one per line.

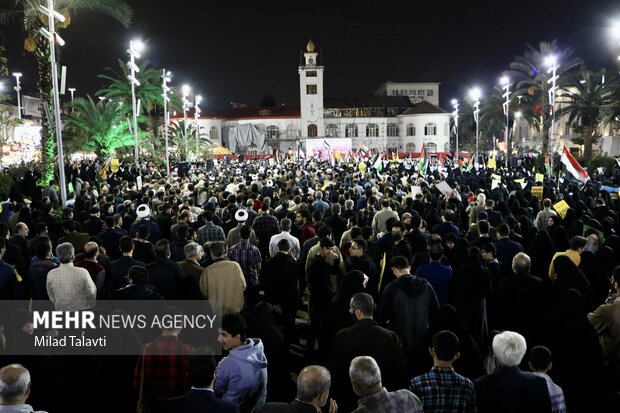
left=583, top=124, right=593, bottom=162
left=34, top=28, right=56, bottom=186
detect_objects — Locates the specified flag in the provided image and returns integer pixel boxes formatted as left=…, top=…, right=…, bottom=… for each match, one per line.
left=323, top=140, right=331, bottom=150
left=297, top=142, right=306, bottom=160
left=373, top=153, right=384, bottom=172
left=560, top=146, right=589, bottom=183
left=334, top=148, right=340, bottom=160
left=466, top=163, right=473, bottom=173
left=418, top=143, right=428, bottom=176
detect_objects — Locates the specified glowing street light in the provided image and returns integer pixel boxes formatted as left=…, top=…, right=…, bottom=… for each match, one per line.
left=67, top=87, right=75, bottom=112
left=501, top=76, right=511, bottom=168
left=162, top=70, right=172, bottom=175
left=470, top=87, right=482, bottom=161
left=546, top=54, right=559, bottom=176
left=451, top=99, right=459, bottom=157
left=127, top=39, right=143, bottom=172
left=39, top=0, right=67, bottom=206
left=12, top=72, right=22, bottom=119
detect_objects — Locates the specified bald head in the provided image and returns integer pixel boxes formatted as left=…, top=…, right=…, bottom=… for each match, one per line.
left=296, top=365, right=331, bottom=406
left=0, top=364, right=31, bottom=404
left=84, top=242, right=99, bottom=259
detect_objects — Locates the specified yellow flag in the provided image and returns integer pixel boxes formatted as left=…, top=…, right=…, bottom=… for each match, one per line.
left=488, top=155, right=497, bottom=169
left=514, top=178, right=524, bottom=184
left=535, top=173, right=544, bottom=182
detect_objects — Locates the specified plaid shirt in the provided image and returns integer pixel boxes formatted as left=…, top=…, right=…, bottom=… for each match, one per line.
left=352, top=388, right=423, bottom=413
left=197, top=222, right=225, bottom=245
left=410, top=366, right=477, bottom=413
left=134, top=336, right=195, bottom=404
left=229, top=239, right=262, bottom=287
left=533, top=372, right=567, bottom=413
left=252, top=212, right=281, bottom=243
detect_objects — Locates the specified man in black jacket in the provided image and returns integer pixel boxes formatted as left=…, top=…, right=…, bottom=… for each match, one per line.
left=147, top=239, right=188, bottom=300
left=110, top=236, right=145, bottom=291
left=262, top=238, right=298, bottom=338
left=330, top=293, right=407, bottom=413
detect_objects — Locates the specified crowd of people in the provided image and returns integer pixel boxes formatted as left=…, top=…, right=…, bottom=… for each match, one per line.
left=0, top=154, right=620, bottom=412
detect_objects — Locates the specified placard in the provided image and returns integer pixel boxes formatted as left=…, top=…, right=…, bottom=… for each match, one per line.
left=553, top=200, right=570, bottom=219
left=531, top=186, right=543, bottom=200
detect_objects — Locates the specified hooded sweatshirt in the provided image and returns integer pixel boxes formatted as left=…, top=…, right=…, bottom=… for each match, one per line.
left=215, top=338, right=268, bottom=413
left=378, top=274, right=439, bottom=351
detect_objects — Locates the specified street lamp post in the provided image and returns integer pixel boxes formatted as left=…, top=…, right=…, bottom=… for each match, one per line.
left=12, top=72, right=22, bottom=119
left=194, top=94, right=202, bottom=158
left=127, top=40, right=143, bottom=172
left=451, top=99, right=459, bottom=159
left=546, top=55, right=559, bottom=176
left=39, top=0, right=67, bottom=206
left=68, top=87, right=75, bottom=112
left=182, top=84, right=191, bottom=158
left=470, top=87, right=481, bottom=162
left=162, top=70, right=171, bottom=176
left=501, top=76, right=511, bottom=168
left=515, top=111, right=522, bottom=152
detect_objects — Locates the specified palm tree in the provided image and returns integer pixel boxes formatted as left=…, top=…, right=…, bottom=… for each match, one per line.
left=167, top=120, right=212, bottom=161
left=507, top=40, right=582, bottom=154
left=63, top=95, right=146, bottom=158
left=558, top=69, right=619, bottom=161
left=0, top=0, right=132, bottom=184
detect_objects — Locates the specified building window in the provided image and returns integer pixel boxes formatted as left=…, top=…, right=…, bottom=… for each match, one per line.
left=406, top=123, right=415, bottom=136
left=444, top=142, right=450, bottom=152
left=418, top=89, right=425, bottom=95
left=426, top=142, right=437, bottom=152
left=326, top=124, right=338, bottom=137
left=308, top=124, right=318, bottom=137
left=307, top=84, right=317, bottom=95
left=346, top=124, right=358, bottom=138
left=387, top=123, right=399, bottom=137
left=406, top=143, right=416, bottom=153
left=266, top=125, right=279, bottom=140
left=427, top=89, right=434, bottom=96
left=366, top=124, right=379, bottom=137
left=424, top=122, right=437, bottom=136
left=306, top=71, right=317, bottom=77
left=391, top=90, right=398, bottom=96
left=400, top=90, right=407, bottom=96
left=408, top=90, right=415, bottom=95
left=209, top=127, right=218, bottom=141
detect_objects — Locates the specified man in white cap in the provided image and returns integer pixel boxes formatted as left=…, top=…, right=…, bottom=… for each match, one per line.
left=226, top=209, right=258, bottom=251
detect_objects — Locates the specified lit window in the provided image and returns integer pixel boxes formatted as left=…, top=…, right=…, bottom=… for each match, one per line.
left=306, top=71, right=317, bottom=77
left=307, top=85, right=317, bottom=94
left=326, top=124, right=338, bottom=137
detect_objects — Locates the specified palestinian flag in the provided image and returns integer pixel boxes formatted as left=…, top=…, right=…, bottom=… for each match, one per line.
left=418, top=143, right=428, bottom=175
left=297, top=142, right=306, bottom=160
left=323, top=140, right=331, bottom=150
left=373, top=153, right=384, bottom=172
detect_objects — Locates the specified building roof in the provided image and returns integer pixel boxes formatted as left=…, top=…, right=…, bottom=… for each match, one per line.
left=176, top=106, right=301, bottom=120
left=324, top=95, right=412, bottom=109
left=399, top=100, right=448, bottom=115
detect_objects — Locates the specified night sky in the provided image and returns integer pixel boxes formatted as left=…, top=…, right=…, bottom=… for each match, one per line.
left=3, top=0, right=620, bottom=110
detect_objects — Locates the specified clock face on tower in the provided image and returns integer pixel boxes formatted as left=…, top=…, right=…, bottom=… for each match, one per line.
left=308, top=58, right=314, bottom=64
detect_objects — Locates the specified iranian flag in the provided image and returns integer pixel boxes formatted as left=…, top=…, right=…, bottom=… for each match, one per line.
left=560, top=146, right=589, bottom=183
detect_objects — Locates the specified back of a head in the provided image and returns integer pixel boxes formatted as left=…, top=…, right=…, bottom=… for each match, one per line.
left=529, top=345, right=552, bottom=372
left=512, top=252, right=531, bottom=274
left=428, top=244, right=444, bottom=261
left=187, top=347, right=217, bottom=388
left=542, top=198, right=552, bottom=208
left=209, top=241, right=225, bottom=258
left=477, top=220, right=490, bottom=235
left=331, top=203, right=341, bottom=215
left=56, top=242, right=75, bottom=264
left=496, top=223, right=510, bottom=237
left=492, top=331, right=527, bottom=367
left=281, top=218, right=292, bottom=232
left=432, top=330, right=460, bottom=361
left=570, top=235, right=587, bottom=251
left=239, top=224, right=251, bottom=240
left=296, top=365, right=331, bottom=403
left=34, top=240, right=52, bottom=260
left=184, top=242, right=201, bottom=259
left=349, top=356, right=381, bottom=390
left=137, top=224, right=150, bottom=239
left=390, top=255, right=410, bottom=271
left=317, top=225, right=333, bottom=239
left=319, top=237, right=335, bottom=249
left=119, top=236, right=134, bottom=253
left=277, top=238, right=291, bottom=252
left=0, top=364, right=30, bottom=403
left=154, top=239, right=170, bottom=259
left=128, top=265, right=149, bottom=284
left=443, top=209, right=455, bottom=222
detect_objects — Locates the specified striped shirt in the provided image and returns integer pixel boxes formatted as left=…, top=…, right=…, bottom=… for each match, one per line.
left=533, top=372, right=567, bottom=413
left=229, top=240, right=262, bottom=287
left=352, top=388, right=423, bottom=413
left=197, top=222, right=225, bottom=245
left=410, top=366, right=477, bottom=413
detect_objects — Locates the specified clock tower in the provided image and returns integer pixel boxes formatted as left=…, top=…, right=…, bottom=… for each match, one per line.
left=298, top=39, right=325, bottom=139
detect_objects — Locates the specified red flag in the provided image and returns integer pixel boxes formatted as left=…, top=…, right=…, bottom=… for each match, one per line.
left=560, top=146, right=589, bottom=183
